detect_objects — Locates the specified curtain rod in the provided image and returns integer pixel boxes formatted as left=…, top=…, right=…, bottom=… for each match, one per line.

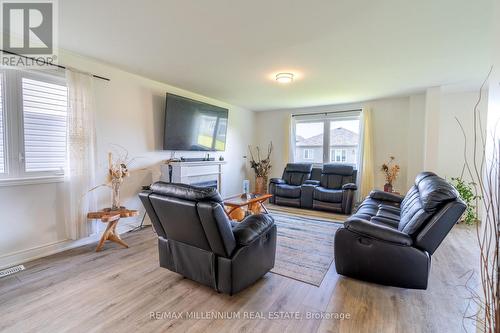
left=291, top=108, right=362, bottom=117
left=1, top=50, right=110, bottom=81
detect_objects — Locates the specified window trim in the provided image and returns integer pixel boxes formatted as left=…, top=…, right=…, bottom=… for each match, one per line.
left=331, top=148, right=347, bottom=163
left=292, top=111, right=361, bottom=168
left=0, top=68, right=67, bottom=185
left=303, top=148, right=314, bottom=160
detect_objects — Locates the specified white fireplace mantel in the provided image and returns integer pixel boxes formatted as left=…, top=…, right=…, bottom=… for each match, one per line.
left=160, top=160, right=227, bottom=192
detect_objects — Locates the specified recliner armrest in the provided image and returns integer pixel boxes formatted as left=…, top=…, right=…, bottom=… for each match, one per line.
left=270, top=178, right=286, bottom=184
left=342, top=183, right=357, bottom=190
left=344, top=218, right=413, bottom=246
left=303, top=180, right=320, bottom=186
left=233, top=214, right=275, bottom=246
left=378, top=204, right=401, bottom=214
left=369, top=190, right=404, bottom=203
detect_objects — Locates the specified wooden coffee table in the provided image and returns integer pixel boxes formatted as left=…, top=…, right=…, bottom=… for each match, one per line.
left=87, top=207, right=138, bottom=252
left=223, top=193, right=272, bottom=221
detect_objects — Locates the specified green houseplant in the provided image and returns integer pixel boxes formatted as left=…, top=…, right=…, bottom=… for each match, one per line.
left=450, top=177, right=480, bottom=225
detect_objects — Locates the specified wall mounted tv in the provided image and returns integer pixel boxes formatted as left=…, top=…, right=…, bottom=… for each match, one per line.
left=163, top=93, right=229, bottom=151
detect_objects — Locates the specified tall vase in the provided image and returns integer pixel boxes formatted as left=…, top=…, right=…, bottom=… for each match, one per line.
left=255, top=176, right=266, bottom=194
left=111, top=178, right=122, bottom=210
left=384, top=183, right=393, bottom=193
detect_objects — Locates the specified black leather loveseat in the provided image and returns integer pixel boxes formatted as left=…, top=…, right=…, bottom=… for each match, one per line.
left=334, top=172, right=465, bottom=289
left=269, top=163, right=357, bottom=214
left=139, top=182, right=277, bottom=295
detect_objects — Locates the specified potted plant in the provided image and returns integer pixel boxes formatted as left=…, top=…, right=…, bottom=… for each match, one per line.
left=450, top=177, right=480, bottom=225
left=380, top=156, right=400, bottom=192
left=247, top=142, right=273, bottom=194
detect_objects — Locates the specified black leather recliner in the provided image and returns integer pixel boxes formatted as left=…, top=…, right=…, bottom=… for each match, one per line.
left=311, top=164, right=357, bottom=214
left=139, top=182, right=277, bottom=295
left=269, top=163, right=313, bottom=207
left=269, top=163, right=357, bottom=214
left=334, top=172, right=466, bottom=289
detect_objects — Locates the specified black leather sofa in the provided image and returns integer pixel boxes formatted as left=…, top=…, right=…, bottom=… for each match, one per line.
left=334, top=172, right=466, bottom=289
left=269, top=163, right=313, bottom=208
left=139, top=182, right=277, bottom=295
left=269, top=163, right=357, bottom=214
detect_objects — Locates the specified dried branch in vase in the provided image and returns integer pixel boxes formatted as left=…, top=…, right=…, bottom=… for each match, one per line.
left=380, top=156, right=400, bottom=186
left=457, top=67, right=499, bottom=333
left=87, top=145, right=143, bottom=210
left=247, top=142, right=273, bottom=178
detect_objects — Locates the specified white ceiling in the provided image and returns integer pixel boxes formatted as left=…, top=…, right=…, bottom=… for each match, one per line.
left=59, top=0, right=493, bottom=111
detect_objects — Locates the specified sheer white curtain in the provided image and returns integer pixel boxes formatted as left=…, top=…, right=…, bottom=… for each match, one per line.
left=358, top=108, right=375, bottom=200
left=64, top=69, right=97, bottom=240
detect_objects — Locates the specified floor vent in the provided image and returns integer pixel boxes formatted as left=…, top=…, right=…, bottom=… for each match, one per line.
left=0, top=265, right=25, bottom=278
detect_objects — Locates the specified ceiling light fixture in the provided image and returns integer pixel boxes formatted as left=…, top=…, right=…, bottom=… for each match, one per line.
left=275, top=72, right=294, bottom=84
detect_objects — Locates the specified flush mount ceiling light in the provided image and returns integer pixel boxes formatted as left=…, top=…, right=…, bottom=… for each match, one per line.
left=275, top=72, right=294, bottom=84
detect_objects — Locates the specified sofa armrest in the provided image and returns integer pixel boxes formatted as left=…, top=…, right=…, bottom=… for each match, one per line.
left=342, top=183, right=357, bottom=190
left=233, top=214, right=275, bottom=246
left=303, top=180, right=320, bottom=186
left=300, top=183, right=316, bottom=209
left=379, top=204, right=401, bottom=214
left=270, top=178, right=286, bottom=185
left=369, top=190, right=404, bottom=203
left=344, top=218, right=413, bottom=246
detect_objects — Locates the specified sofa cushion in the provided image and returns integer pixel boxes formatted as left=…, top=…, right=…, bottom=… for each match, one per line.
left=313, top=187, right=343, bottom=202
left=418, top=175, right=459, bottom=213
left=284, top=163, right=313, bottom=173
left=150, top=182, right=222, bottom=203
left=322, top=163, right=354, bottom=176
left=275, top=184, right=301, bottom=198
left=282, top=163, right=313, bottom=186
left=319, top=163, right=355, bottom=189
left=398, top=172, right=459, bottom=235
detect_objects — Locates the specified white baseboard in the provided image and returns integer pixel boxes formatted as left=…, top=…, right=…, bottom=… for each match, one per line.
left=0, top=221, right=144, bottom=271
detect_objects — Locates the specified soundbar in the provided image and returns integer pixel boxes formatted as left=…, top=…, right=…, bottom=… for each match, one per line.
left=180, top=157, right=215, bottom=162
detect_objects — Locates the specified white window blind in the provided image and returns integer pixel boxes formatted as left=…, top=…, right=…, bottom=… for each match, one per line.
left=0, top=74, right=4, bottom=174
left=22, top=77, right=68, bottom=173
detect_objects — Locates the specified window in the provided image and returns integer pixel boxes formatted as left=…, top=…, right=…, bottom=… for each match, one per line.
left=0, top=68, right=67, bottom=182
left=293, top=112, right=361, bottom=168
left=331, top=149, right=347, bottom=162
left=294, top=121, right=324, bottom=163
left=329, top=119, right=359, bottom=166
left=0, top=74, right=5, bottom=174
left=303, top=149, right=314, bottom=160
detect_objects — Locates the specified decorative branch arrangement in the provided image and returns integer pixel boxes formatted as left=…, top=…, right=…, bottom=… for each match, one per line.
left=247, top=142, right=273, bottom=194
left=457, top=67, right=499, bottom=333
left=248, top=142, right=273, bottom=178
left=380, top=156, right=400, bottom=192
left=88, top=145, right=140, bottom=210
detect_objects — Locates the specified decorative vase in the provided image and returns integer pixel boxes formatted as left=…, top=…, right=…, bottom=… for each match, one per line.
left=384, top=183, right=393, bottom=193
left=111, top=178, right=123, bottom=210
left=255, top=176, right=267, bottom=194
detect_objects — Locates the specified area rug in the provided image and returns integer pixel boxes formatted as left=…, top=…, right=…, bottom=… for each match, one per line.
left=270, top=212, right=342, bottom=287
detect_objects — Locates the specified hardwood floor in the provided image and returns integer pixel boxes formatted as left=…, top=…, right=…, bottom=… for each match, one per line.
left=0, top=224, right=479, bottom=333
left=267, top=204, right=348, bottom=222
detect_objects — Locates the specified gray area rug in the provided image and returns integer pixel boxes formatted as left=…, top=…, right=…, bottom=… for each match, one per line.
left=270, top=212, right=342, bottom=287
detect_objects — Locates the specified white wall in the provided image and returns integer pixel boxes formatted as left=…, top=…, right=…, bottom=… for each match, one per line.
left=256, top=90, right=487, bottom=196
left=0, top=51, right=255, bottom=268
left=406, top=94, right=426, bottom=185
left=437, top=90, right=488, bottom=182
left=255, top=97, right=412, bottom=193
left=364, top=97, right=410, bottom=192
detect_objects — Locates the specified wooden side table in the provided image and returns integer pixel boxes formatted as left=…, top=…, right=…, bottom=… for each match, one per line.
left=87, top=207, right=138, bottom=252
left=223, top=193, right=273, bottom=222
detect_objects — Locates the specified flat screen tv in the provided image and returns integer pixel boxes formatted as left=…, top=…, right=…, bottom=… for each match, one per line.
left=163, top=93, right=229, bottom=151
